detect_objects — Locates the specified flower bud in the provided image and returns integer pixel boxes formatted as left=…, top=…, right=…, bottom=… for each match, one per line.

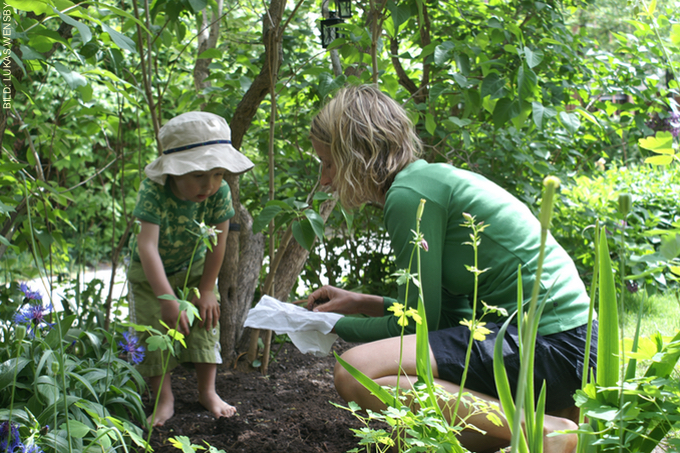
left=618, top=193, right=632, bottom=217
left=416, top=199, right=426, bottom=222
left=16, top=325, right=26, bottom=343
left=51, top=360, right=60, bottom=375
left=539, top=176, right=561, bottom=229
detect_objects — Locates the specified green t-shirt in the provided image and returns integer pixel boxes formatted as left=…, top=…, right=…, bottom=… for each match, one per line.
left=334, top=160, right=591, bottom=343
left=131, top=178, right=235, bottom=274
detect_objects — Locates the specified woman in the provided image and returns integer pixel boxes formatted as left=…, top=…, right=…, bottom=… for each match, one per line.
left=306, top=84, right=596, bottom=453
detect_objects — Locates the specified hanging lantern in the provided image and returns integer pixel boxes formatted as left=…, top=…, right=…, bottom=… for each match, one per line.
left=336, top=0, right=352, bottom=18
left=320, top=15, right=344, bottom=48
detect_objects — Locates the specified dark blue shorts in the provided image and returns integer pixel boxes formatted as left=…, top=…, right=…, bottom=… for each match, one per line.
left=429, top=320, right=597, bottom=413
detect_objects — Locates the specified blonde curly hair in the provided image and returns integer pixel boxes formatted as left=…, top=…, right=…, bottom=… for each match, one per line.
left=310, top=85, right=421, bottom=209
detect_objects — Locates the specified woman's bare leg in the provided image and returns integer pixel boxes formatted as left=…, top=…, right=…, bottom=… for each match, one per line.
left=333, top=335, right=577, bottom=453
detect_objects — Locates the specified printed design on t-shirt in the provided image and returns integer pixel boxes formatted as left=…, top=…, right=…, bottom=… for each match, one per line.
left=131, top=179, right=234, bottom=274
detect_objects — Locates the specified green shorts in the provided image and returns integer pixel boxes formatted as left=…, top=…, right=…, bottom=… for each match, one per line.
left=127, top=258, right=222, bottom=377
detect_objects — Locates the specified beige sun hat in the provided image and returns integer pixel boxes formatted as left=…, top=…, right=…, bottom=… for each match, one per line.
left=145, top=111, right=255, bottom=185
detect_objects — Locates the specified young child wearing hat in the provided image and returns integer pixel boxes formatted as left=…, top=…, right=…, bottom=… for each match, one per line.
left=127, top=111, right=254, bottom=427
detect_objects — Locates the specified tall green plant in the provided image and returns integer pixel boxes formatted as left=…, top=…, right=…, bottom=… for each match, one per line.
left=334, top=200, right=506, bottom=453
left=491, top=176, right=561, bottom=453
left=575, top=210, right=680, bottom=452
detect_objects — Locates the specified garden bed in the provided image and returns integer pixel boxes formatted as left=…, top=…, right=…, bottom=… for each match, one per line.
left=142, top=338, right=368, bottom=453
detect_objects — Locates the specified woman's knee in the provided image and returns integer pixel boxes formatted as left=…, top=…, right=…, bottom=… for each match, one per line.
left=333, top=350, right=364, bottom=400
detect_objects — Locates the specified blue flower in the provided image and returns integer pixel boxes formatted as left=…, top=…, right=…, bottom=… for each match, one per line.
left=22, top=443, right=43, bottom=453
left=14, top=300, right=55, bottom=339
left=0, top=421, right=22, bottom=453
left=118, top=331, right=146, bottom=365
left=19, top=283, right=43, bottom=301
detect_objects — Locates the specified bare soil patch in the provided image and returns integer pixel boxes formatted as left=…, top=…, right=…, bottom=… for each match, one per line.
left=142, top=339, right=367, bottom=453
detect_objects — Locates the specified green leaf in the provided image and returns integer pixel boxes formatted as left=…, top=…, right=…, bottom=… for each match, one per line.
left=646, top=0, right=656, bottom=15
left=659, top=233, right=680, bottom=260
left=644, top=330, right=680, bottom=381
left=574, top=107, right=602, bottom=130
left=455, top=52, right=471, bottom=76
left=53, top=62, right=87, bottom=89
left=531, top=102, right=556, bottom=129
left=596, top=231, right=619, bottom=389
left=340, top=205, right=354, bottom=232
left=292, top=218, right=315, bottom=251
left=18, top=45, right=45, bottom=61
left=638, top=131, right=674, bottom=154
left=425, top=113, right=436, bottom=135
left=335, top=352, right=395, bottom=406
left=252, top=205, right=282, bottom=233
left=671, top=24, right=680, bottom=46
left=644, top=155, right=674, bottom=166
left=523, top=47, right=544, bottom=68
left=101, top=23, right=137, bottom=53
left=197, top=48, right=222, bottom=59
left=6, top=0, right=52, bottom=13
left=481, top=73, right=506, bottom=100
left=452, top=73, right=469, bottom=88
left=317, top=72, right=345, bottom=99
left=517, top=64, right=537, bottom=104
left=492, top=97, right=520, bottom=127
left=429, top=82, right=450, bottom=102
left=170, top=435, right=204, bottom=453
left=558, top=111, right=580, bottom=134
left=0, top=357, right=30, bottom=390
left=447, top=116, right=472, bottom=128
left=434, top=42, right=455, bottom=66
left=304, top=209, right=325, bottom=240
left=312, top=191, right=331, bottom=201
left=387, top=1, right=411, bottom=34
left=53, top=6, right=92, bottom=44
left=187, top=0, right=208, bottom=12
left=146, top=336, right=169, bottom=352
left=61, top=419, right=91, bottom=438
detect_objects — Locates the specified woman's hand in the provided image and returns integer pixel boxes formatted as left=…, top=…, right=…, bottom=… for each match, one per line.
left=306, top=286, right=384, bottom=317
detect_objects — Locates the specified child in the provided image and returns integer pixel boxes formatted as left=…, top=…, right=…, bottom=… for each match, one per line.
left=127, top=111, right=254, bottom=427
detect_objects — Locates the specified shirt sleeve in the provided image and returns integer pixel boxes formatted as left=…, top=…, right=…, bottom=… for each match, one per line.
left=208, top=181, right=235, bottom=225
left=333, top=187, right=448, bottom=343
left=132, top=179, right=163, bottom=225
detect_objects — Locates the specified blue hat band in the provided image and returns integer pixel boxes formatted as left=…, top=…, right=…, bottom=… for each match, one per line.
left=163, top=139, right=232, bottom=155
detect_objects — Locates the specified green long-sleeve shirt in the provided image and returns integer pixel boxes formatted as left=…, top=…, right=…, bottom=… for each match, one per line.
left=334, top=160, right=591, bottom=343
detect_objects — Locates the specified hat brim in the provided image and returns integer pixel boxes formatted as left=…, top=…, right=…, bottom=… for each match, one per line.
left=145, top=143, right=254, bottom=185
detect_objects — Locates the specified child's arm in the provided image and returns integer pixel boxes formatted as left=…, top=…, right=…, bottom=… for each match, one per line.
left=137, top=219, right=191, bottom=335
left=192, top=219, right=229, bottom=330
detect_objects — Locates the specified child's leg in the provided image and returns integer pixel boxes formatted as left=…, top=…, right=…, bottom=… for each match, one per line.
left=148, top=372, right=175, bottom=427
left=195, top=363, right=236, bottom=418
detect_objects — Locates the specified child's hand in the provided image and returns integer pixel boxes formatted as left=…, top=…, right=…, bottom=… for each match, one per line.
left=160, top=298, right=191, bottom=336
left=192, top=290, right=220, bottom=331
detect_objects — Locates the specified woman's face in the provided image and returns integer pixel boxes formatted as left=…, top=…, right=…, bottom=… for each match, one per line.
left=313, top=138, right=336, bottom=189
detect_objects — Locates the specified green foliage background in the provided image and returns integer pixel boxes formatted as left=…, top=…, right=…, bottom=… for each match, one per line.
left=1, top=0, right=679, bottom=296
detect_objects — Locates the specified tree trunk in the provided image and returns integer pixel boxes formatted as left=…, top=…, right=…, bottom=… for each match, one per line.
left=218, top=0, right=286, bottom=363
left=272, top=198, right=336, bottom=301
left=218, top=202, right=265, bottom=363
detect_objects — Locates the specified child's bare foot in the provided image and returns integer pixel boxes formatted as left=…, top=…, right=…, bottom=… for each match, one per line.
left=199, top=390, right=237, bottom=419
left=148, top=374, right=175, bottom=427
left=148, top=394, right=175, bottom=427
